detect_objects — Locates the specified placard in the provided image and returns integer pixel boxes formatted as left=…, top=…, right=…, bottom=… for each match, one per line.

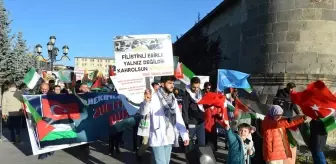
left=114, top=34, right=174, bottom=77
left=110, top=76, right=146, bottom=106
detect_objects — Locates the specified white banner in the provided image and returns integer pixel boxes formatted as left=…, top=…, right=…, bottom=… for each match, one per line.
left=196, top=76, right=210, bottom=89
left=110, top=76, right=146, bottom=115
left=74, top=69, right=84, bottom=81
left=114, top=34, right=174, bottom=77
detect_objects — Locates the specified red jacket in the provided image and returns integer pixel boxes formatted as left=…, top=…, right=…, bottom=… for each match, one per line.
left=262, top=116, right=304, bottom=161
left=204, top=105, right=223, bottom=133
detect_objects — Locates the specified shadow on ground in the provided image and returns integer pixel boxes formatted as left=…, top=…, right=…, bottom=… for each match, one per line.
left=1, top=125, right=33, bottom=156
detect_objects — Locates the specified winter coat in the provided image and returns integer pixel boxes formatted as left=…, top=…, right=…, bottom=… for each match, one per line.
left=262, top=116, right=304, bottom=161
left=225, top=129, right=255, bottom=164
left=182, top=91, right=204, bottom=127
left=204, top=105, right=223, bottom=133
left=274, top=88, right=301, bottom=117
left=309, top=119, right=327, bottom=151
left=2, top=87, right=24, bottom=116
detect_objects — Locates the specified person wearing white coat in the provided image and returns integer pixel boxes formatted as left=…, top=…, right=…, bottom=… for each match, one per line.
left=140, top=76, right=189, bottom=164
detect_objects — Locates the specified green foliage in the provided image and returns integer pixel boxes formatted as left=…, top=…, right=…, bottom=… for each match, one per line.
left=12, top=32, right=33, bottom=85
left=0, top=0, right=33, bottom=85
left=0, top=0, right=13, bottom=83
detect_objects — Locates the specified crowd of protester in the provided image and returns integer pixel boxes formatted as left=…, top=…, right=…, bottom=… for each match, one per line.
left=0, top=76, right=330, bottom=164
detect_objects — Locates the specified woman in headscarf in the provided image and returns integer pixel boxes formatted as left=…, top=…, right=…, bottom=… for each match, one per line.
left=262, top=105, right=306, bottom=164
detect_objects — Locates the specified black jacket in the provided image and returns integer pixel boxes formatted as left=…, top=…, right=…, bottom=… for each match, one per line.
left=182, top=91, right=204, bottom=128
left=309, top=119, right=327, bottom=151
left=274, top=88, right=301, bottom=117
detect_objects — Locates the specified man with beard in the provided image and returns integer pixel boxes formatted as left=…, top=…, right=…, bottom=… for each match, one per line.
left=139, top=76, right=189, bottom=164
left=182, top=77, right=206, bottom=147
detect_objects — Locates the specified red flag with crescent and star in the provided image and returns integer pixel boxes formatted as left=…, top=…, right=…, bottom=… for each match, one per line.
left=41, top=98, right=81, bottom=120
left=290, top=80, right=336, bottom=120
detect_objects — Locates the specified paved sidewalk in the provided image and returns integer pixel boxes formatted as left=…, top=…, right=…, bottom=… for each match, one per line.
left=0, top=127, right=228, bottom=164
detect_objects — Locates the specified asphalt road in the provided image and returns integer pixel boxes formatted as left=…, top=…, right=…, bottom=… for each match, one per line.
left=0, top=127, right=228, bottom=164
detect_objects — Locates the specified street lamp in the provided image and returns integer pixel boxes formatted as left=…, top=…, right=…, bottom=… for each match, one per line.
left=34, top=36, right=70, bottom=71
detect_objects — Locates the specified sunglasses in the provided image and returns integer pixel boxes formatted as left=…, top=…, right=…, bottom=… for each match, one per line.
left=206, top=87, right=211, bottom=90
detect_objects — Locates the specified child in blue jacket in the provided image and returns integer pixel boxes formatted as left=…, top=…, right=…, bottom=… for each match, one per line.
left=225, top=123, right=255, bottom=164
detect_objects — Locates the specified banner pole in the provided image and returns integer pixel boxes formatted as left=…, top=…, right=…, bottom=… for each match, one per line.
left=145, top=77, right=151, bottom=90
left=0, top=107, right=2, bottom=143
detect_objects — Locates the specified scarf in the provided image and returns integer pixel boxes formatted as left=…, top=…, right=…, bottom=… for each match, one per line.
left=157, top=87, right=177, bottom=128
left=185, top=85, right=204, bottom=112
left=267, top=105, right=284, bottom=120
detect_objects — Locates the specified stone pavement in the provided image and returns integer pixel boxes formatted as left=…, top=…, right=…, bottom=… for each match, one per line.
left=0, top=127, right=228, bottom=164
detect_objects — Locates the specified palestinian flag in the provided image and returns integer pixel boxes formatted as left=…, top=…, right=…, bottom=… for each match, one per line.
left=23, top=68, right=44, bottom=90
left=320, top=111, right=336, bottom=132
left=108, top=65, right=116, bottom=76
left=287, top=124, right=310, bottom=147
left=243, top=87, right=253, bottom=93
left=227, top=100, right=235, bottom=112
left=58, top=70, right=72, bottom=83
left=23, top=97, right=54, bottom=142
left=237, top=111, right=265, bottom=126
left=174, top=62, right=183, bottom=79
left=91, top=77, right=103, bottom=91
left=23, top=95, right=81, bottom=147
left=291, top=80, right=336, bottom=133
left=175, top=63, right=195, bottom=85
left=89, top=69, right=99, bottom=81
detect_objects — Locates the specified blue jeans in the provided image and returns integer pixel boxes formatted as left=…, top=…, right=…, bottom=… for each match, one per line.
left=311, top=150, right=326, bottom=164
left=188, top=122, right=206, bottom=146
left=151, top=145, right=172, bottom=164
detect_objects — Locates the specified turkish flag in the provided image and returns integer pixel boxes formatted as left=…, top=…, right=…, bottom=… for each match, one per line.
left=198, top=92, right=225, bottom=108
left=41, top=99, right=81, bottom=120
left=290, top=80, right=336, bottom=120
left=198, top=92, right=229, bottom=127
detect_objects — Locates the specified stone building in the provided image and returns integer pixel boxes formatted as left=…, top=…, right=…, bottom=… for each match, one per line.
left=173, top=0, right=336, bottom=144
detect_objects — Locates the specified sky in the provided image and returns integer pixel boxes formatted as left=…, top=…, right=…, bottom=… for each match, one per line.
left=5, top=0, right=222, bottom=66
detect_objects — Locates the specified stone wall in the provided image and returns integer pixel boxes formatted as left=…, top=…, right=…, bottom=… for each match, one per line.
left=204, top=0, right=336, bottom=87
left=199, top=0, right=336, bottom=145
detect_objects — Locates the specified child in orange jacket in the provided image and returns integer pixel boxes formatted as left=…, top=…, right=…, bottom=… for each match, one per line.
left=262, top=105, right=306, bottom=164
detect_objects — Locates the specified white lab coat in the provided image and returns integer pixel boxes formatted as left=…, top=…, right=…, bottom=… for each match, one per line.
left=140, top=92, right=189, bottom=147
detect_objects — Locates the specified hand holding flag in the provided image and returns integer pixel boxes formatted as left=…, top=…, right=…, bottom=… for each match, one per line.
left=291, top=80, right=336, bottom=132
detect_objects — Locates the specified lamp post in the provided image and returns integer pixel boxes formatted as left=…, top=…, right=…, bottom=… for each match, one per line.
left=34, top=36, right=70, bottom=71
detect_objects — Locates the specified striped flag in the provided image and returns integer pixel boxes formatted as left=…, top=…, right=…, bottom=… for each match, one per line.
left=287, top=124, right=310, bottom=147
left=23, top=68, right=44, bottom=90
left=57, top=70, right=72, bottom=83
left=175, top=63, right=195, bottom=85
left=23, top=96, right=79, bottom=143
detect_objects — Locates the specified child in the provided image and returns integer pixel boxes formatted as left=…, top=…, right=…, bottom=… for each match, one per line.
left=262, top=105, right=306, bottom=164
left=225, top=122, right=255, bottom=164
